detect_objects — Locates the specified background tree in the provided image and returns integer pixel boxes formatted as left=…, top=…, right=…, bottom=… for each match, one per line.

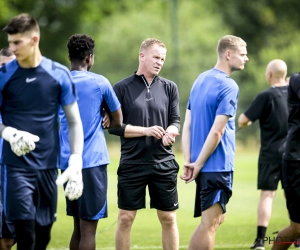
left=1, top=0, right=299, bottom=145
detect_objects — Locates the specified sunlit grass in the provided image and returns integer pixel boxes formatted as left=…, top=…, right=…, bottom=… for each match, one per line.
left=13, top=145, right=288, bottom=250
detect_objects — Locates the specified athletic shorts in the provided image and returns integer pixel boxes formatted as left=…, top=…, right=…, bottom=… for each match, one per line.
left=117, top=159, right=179, bottom=211
left=258, top=163, right=282, bottom=190
left=282, top=159, right=300, bottom=223
left=194, top=171, right=233, bottom=217
left=63, top=165, right=108, bottom=220
left=2, top=165, right=58, bottom=226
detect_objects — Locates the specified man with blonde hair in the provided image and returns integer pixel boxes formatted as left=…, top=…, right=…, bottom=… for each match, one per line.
left=109, top=38, right=180, bottom=250
left=181, top=35, right=248, bottom=250
left=238, top=59, right=290, bottom=250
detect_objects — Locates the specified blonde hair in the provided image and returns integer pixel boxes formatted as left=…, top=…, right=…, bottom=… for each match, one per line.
left=217, top=35, right=246, bottom=55
left=139, top=38, right=166, bottom=52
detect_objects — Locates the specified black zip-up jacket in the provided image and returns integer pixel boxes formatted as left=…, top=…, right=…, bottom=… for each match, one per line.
left=109, top=73, right=180, bottom=164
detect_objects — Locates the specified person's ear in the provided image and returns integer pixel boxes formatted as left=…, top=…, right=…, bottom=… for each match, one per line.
left=225, top=50, right=231, bottom=61
left=32, top=35, right=39, bottom=45
left=139, top=52, right=145, bottom=62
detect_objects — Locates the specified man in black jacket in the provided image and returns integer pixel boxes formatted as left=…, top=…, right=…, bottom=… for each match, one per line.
left=109, top=38, right=180, bottom=250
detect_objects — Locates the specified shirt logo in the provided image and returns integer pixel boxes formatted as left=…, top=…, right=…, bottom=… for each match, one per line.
left=26, top=77, right=36, bottom=83
left=174, top=201, right=179, bottom=206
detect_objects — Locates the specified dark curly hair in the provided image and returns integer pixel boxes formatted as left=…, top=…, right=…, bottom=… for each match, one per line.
left=67, top=34, right=95, bottom=61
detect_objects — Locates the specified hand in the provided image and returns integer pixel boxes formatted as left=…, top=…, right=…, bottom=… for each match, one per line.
left=180, top=162, right=202, bottom=184
left=102, top=111, right=111, bottom=128
left=143, top=126, right=165, bottom=139
left=162, top=132, right=180, bottom=146
left=2, top=127, right=40, bottom=156
left=56, top=154, right=83, bottom=200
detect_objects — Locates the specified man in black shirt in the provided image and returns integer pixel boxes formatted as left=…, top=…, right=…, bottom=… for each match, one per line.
left=272, top=72, right=300, bottom=250
left=109, top=38, right=180, bottom=250
left=238, top=59, right=288, bottom=250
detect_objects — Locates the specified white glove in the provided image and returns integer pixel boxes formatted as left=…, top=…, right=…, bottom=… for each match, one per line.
left=2, top=126, right=40, bottom=156
left=56, top=154, right=83, bottom=201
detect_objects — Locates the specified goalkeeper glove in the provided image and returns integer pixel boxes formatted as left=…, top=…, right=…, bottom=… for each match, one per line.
left=56, top=154, right=83, bottom=201
left=2, top=126, right=40, bottom=156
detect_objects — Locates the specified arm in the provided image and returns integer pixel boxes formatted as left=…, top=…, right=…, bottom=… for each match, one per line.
left=161, top=82, right=181, bottom=146
left=56, top=102, right=84, bottom=200
left=124, top=124, right=165, bottom=139
left=62, top=102, right=84, bottom=155
left=181, top=114, right=229, bottom=183
left=181, top=109, right=191, bottom=164
left=238, top=113, right=252, bottom=128
left=104, top=108, right=122, bottom=129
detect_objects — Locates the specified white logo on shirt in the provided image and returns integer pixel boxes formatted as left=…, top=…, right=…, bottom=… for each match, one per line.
left=174, top=201, right=178, bottom=206
left=26, top=77, right=36, bottom=83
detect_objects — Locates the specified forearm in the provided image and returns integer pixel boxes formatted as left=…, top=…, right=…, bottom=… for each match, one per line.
left=68, top=120, right=84, bottom=155
left=182, top=123, right=191, bottom=163
left=63, top=102, right=84, bottom=155
left=124, top=124, right=145, bottom=138
left=194, top=129, right=223, bottom=168
left=238, top=113, right=252, bottom=127
left=108, top=109, right=122, bottom=128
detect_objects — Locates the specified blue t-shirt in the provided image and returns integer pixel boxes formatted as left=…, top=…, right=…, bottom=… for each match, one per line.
left=187, top=68, right=239, bottom=172
left=0, top=57, right=77, bottom=170
left=59, top=70, right=120, bottom=170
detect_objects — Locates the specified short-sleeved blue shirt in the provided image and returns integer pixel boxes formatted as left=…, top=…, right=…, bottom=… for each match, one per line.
left=59, top=71, right=120, bottom=170
left=187, top=68, right=239, bottom=172
left=0, top=57, right=77, bottom=170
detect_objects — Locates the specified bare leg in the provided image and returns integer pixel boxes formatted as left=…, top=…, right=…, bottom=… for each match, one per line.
left=258, top=190, right=276, bottom=227
left=70, top=217, right=80, bottom=250
left=115, top=209, right=137, bottom=250
left=271, top=221, right=300, bottom=250
left=188, top=203, right=225, bottom=250
left=157, top=210, right=179, bottom=250
left=78, top=219, right=98, bottom=250
left=0, top=238, right=15, bottom=250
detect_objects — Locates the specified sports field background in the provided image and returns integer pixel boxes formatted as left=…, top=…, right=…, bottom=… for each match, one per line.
left=14, top=143, right=288, bottom=250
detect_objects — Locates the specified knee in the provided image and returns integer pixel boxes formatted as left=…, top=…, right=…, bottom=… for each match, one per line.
left=118, top=211, right=135, bottom=228
left=158, top=211, right=177, bottom=227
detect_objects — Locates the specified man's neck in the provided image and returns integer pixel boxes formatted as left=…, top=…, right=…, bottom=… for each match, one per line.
left=70, top=62, right=88, bottom=71
left=136, top=70, right=156, bottom=85
left=270, top=80, right=287, bottom=87
left=214, top=62, right=231, bottom=76
left=18, top=49, right=42, bottom=68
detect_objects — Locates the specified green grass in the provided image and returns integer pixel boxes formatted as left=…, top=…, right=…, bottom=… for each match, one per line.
left=13, top=146, right=289, bottom=249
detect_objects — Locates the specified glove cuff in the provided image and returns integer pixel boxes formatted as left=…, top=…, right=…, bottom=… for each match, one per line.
left=68, top=154, right=83, bottom=169
left=2, top=127, right=17, bottom=142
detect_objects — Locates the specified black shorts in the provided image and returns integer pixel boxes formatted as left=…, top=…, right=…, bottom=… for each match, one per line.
left=194, top=172, right=233, bottom=217
left=258, top=163, right=282, bottom=190
left=282, top=159, right=300, bottom=223
left=2, top=165, right=58, bottom=226
left=117, top=159, right=179, bottom=211
left=63, top=166, right=108, bottom=220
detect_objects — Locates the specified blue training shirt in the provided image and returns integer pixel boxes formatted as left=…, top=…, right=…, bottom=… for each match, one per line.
left=0, top=57, right=77, bottom=170
left=187, top=68, right=239, bottom=172
left=59, top=70, right=120, bottom=170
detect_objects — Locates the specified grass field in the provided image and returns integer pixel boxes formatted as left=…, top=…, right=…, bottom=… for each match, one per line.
left=14, top=145, right=289, bottom=250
